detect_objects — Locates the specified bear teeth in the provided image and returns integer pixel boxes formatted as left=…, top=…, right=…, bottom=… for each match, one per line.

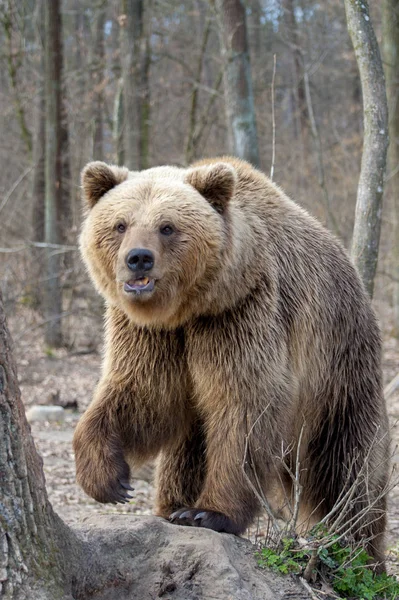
left=135, top=277, right=150, bottom=286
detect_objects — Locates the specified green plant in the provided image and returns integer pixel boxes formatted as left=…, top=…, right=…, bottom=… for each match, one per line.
left=256, top=537, right=308, bottom=575
left=256, top=531, right=399, bottom=599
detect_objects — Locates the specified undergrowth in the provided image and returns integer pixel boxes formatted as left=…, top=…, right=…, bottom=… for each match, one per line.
left=256, top=530, right=399, bottom=599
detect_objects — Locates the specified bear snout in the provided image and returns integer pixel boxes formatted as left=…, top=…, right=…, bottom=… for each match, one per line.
left=125, top=248, right=155, bottom=273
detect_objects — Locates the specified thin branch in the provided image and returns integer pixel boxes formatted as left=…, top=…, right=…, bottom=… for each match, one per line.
left=241, top=405, right=282, bottom=534
left=0, top=241, right=78, bottom=254
left=0, top=166, right=33, bottom=214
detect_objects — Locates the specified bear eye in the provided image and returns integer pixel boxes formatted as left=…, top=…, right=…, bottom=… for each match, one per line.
left=160, top=224, right=174, bottom=236
left=116, top=222, right=126, bottom=233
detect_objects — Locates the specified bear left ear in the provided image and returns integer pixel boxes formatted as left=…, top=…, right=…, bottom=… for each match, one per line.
left=185, top=162, right=236, bottom=214
left=81, top=161, right=129, bottom=208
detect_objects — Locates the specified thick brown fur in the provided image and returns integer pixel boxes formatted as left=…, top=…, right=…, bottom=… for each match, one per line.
left=73, top=157, right=390, bottom=568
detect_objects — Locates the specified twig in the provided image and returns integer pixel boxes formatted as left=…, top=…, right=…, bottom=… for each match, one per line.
left=0, top=241, right=78, bottom=254
left=0, top=166, right=33, bottom=214
left=14, top=311, right=74, bottom=341
left=299, top=576, right=321, bottom=599
left=291, top=424, right=304, bottom=531
left=241, top=405, right=282, bottom=535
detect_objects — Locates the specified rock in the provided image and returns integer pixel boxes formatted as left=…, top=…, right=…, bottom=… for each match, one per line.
left=26, top=405, right=65, bottom=423
left=73, top=515, right=311, bottom=600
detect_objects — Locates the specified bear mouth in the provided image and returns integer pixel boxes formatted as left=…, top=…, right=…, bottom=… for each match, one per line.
left=124, top=277, right=155, bottom=295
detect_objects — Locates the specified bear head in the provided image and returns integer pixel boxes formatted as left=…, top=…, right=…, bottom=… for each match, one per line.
left=79, top=161, right=237, bottom=328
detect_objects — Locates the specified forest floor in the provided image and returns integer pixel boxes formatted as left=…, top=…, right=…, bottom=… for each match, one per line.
left=6, top=305, right=399, bottom=576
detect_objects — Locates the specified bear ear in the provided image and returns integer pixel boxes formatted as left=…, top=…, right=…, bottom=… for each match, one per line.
left=81, top=161, right=129, bottom=208
left=185, top=162, right=236, bottom=214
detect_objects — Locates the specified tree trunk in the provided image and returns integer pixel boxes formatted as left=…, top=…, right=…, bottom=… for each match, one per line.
left=44, top=0, right=64, bottom=347
left=30, top=79, right=46, bottom=311
left=91, top=1, right=106, bottom=162
left=1, top=0, right=33, bottom=157
left=138, top=0, right=152, bottom=170
left=344, top=0, right=389, bottom=298
left=0, top=292, right=74, bottom=598
left=382, top=0, right=399, bottom=334
left=32, top=85, right=45, bottom=245
left=283, top=0, right=307, bottom=139
left=247, top=0, right=262, bottom=58
left=185, top=15, right=211, bottom=164
left=283, top=0, right=307, bottom=196
left=120, top=0, right=143, bottom=170
left=71, top=0, right=88, bottom=231
left=213, top=0, right=260, bottom=167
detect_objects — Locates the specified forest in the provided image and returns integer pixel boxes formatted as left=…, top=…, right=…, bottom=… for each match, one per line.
left=1, top=0, right=399, bottom=599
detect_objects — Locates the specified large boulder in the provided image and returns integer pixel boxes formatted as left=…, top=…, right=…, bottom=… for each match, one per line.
left=72, top=515, right=311, bottom=600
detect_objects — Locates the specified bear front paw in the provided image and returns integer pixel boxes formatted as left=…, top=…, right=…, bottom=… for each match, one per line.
left=169, top=508, right=241, bottom=535
left=76, top=454, right=134, bottom=504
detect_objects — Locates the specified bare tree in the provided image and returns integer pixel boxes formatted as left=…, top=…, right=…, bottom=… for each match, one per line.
left=43, top=0, right=64, bottom=346
left=91, top=1, right=106, bottom=161
left=212, top=0, right=260, bottom=167
left=344, top=0, right=389, bottom=298
left=138, top=0, right=152, bottom=170
left=283, top=0, right=306, bottom=140
left=120, top=0, right=143, bottom=170
left=1, top=0, right=32, bottom=156
left=382, top=0, right=399, bottom=335
left=32, top=84, right=45, bottom=245
left=185, top=14, right=211, bottom=164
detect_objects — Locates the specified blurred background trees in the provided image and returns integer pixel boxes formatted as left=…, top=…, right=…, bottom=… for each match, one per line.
left=0, top=0, right=397, bottom=343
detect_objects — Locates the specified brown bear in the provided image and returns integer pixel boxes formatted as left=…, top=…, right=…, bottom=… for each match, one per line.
left=73, top=157, right=390, bottom=568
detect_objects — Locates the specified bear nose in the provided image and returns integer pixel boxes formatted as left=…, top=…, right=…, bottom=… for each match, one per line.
left=126, top=248, right=154, bottom=272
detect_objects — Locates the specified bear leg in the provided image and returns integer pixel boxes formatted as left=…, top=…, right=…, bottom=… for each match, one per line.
left=155, top=420, right=207, bottom=518
left=73, top=402, right=133, bottom=504
left=167, top=409, right=262, bottom=535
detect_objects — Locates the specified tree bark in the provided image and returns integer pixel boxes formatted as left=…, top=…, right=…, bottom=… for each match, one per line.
left=185, top=15, right=211, bottom=164
left=382, top=0, right=399, bottom=334
left=32, top=85, right=45, bottom=245
left=1, top=0, right=32, bottom=157
left=213, top=0, right=260, bottom=167
left=138, top=0, right=152, bottom=170
left=44, top=0, right=64, bottom=346
left=0, top=291, right=74, bottom=598
left=283, top=0, right=307, bottom=139
left=121, top=0, right=143, bottom=170
left=91, top=1, right=106, bottom=162
left=344, top=0, right=389, bottom=298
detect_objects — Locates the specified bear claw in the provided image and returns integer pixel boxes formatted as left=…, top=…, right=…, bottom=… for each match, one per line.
left=169, top=508, right=241, bottom=535
left=119, top=480, right=134, bottom=491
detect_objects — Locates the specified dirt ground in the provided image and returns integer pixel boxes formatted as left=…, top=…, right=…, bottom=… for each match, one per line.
left=6, top=304, right=399, bottom=574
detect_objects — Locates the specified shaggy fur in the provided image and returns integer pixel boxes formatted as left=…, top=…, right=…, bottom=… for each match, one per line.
left=74, top=157, right=390, bottom=568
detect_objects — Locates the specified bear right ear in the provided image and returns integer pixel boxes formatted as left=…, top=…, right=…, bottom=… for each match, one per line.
left=81, top=161, right=129, bottom=208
